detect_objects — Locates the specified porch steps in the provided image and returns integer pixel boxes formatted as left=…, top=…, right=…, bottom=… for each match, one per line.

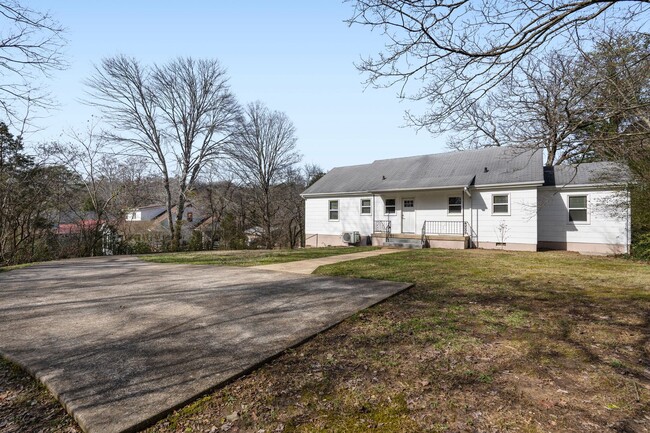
left=384, top=237, right=423, bottom=249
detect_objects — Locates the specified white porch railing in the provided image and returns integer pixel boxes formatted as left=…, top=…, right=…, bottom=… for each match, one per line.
left=421, top=220, right=467, bottom=236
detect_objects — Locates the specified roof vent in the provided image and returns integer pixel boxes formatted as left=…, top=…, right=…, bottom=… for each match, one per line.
left=382, top=175, right=386, bottom=180
left=484, top=167, right=489, bottom=173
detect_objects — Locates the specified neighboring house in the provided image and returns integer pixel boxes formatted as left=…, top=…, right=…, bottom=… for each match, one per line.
left=119, top=203, right=204, bottom=250
left=124, top=204, right=167, bottom=222
left=302, top=147, right=630, bottom=255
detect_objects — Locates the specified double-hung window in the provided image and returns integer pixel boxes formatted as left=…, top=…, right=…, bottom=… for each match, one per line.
left=492, top=194, right=510, bottom=215
left=385, top=198, right=396, bottom=214
left=328, top=200, right=339, bottom=220
left=448, top=196, right=462, bottom=214
left=361, top=199, right=371, bottom=215
left=568, top=195, right=588, bottom=223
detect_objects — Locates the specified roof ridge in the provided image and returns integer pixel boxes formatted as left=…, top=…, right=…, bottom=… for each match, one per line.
left=370, top=146, right=519, bottom=164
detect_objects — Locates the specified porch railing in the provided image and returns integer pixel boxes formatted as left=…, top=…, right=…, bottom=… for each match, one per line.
left=421, top=220, right=467, bottom=236
left=374, top=220, right=391, bottom=242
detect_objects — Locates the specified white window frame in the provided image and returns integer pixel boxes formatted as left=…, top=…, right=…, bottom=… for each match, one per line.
left=491, top=194, right=510, bottom=215
left=360, top=198, right=371, bottom=215
left=328, top=200, right=339, bottom=221
left=385, top=198, right=396, bottom=215
left=567, top=194, right=589, bottom=224
left=447, top=195, right=463, bottom=215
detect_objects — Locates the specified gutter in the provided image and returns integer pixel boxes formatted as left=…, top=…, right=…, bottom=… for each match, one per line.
left=472, top=181, right=544, bottom=189
left=301, top=191, right=371, bottom=199
left=369, top=184, right=473, bottom=194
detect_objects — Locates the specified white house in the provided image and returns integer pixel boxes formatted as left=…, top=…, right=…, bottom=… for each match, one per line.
left=302, top=147, right=630, bottom=255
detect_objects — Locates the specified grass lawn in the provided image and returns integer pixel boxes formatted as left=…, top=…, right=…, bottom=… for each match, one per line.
left=0, top=262, right=37, bottom=273
left=138, top=246, right=379, bottom=267
left=1, top=248, right=649, bottom=432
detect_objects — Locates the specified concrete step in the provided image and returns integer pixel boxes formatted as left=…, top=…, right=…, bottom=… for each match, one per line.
left=384, top=238, right=423, bottom=249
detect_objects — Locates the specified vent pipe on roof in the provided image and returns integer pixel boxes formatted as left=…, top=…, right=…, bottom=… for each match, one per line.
left=484, top=167, right=489, bottom=173
left=382, top=175, right=386, bottom=180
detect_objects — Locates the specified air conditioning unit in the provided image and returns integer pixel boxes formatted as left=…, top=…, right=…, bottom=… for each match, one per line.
left=342, top=231, right=360, bottom=244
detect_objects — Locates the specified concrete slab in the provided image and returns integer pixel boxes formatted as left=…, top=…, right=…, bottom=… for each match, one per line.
left=251, top=248, right=402, bottom=274
left=0, top=256, right=411, bottom=433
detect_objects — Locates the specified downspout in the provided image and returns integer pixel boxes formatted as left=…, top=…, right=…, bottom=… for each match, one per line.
left=372, top=193, right=375, bottom=246
left=464, top=186, right=473, bottom=248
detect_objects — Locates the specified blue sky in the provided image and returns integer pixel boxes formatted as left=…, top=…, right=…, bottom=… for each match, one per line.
left=26, top=1, right=447, bottom=170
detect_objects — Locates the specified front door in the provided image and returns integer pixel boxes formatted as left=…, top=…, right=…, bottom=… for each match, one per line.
left=402, top=199, right=415, bottom=233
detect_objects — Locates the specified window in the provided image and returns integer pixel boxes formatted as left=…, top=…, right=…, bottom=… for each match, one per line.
left=448, top=196, right=462, bottom=214
left=361, top=199, right=371, bottom=215
left=568, top=195, right=588, bottom=222
left=385, top=198, right=396, bottom=214
left=187, top=212, right=193, bottom=222
left=328, top=200, right=339, bottom=220
left=492, top=194, right=509, bottom=214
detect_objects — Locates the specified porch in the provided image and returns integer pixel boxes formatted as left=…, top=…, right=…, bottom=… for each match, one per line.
left=372, top=220, right=472, bottom=249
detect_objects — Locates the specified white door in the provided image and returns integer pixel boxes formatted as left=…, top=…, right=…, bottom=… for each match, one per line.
left=402, top=199, right=415, bottom=233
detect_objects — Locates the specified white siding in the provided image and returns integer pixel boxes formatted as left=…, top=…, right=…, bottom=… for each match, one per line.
left=537, top=188, right=629, bottom=246
left=470, top=187, right=538, bottom=246
left=305, top=196, right=374, bottom=236
left=374, top=190, right=467, bottom=234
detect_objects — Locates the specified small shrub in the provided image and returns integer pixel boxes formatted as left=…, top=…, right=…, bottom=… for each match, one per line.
left=188, top=231, right=203, bottom=251
left=632, top=231, right=650, bottom=261
left=128, top=240, right=152, bottom=254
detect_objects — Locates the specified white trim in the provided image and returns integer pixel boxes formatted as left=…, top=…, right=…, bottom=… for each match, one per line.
left=539, top=184, right=626, bottom=191
left=447, top=194, right=463, bottom=215
left=473, top=181, right=544, bottom=189
left=328, top=200, right=339, bottom=221
left=360, top=198, right=371, bottom=215
left=384, top=198, right=397, bottom=215
left=301, top=191, right=370, bottom=198
left=401, top=198, right=416, bottom=233
left=567, top=194, right=590, bottom=225
left=491, top=193, right=511, bottom=216
left=370, top=184, right=471, bottom=193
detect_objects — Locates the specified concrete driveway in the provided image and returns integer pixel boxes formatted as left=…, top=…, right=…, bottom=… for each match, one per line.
left=0, top=256, right=410, bottom=433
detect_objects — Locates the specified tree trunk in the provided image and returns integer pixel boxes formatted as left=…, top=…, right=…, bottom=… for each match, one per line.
left=172, top=192, right=186, bottom=252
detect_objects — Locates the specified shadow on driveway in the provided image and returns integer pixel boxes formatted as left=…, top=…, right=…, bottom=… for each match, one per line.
left=0, top=256, right=411, bottom=433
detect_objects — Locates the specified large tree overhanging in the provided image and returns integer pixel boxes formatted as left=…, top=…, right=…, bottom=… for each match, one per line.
left=85, top=56, right=241, bottom=251
left=348, top=0, right=650, bottom=132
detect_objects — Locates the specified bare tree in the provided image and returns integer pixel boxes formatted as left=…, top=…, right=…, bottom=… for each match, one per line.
left=348, top=0, right=650, bottom=133
left=226, top=102, right=301, bottom=249
left=0, top=1, right=66, bottom=128
left=576, top=32, right=650, bottom=183
left=449, top=51, right=593, bottom=166
left=41, top=120, right=122, bottom=256
left=85, top=56, right=240, bottom=250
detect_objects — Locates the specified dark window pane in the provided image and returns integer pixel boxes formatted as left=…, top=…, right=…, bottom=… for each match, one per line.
left=569, top=209, right=587, bottom=222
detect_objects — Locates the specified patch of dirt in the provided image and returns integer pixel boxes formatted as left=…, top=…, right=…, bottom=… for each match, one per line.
left=0, top=358, right=80, bottom=433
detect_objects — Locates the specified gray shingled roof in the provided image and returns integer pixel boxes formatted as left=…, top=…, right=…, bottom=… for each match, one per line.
left=543, top=162, right=630, bottom=186
left=303, top=147, right=544, bottom=196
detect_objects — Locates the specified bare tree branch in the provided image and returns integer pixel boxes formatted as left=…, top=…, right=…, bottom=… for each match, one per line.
left=348, top=0, right=650, bottom=132
left=225, top=101, right=301, bottom=248
left=84, top=56, right=240, bottom=250
left=0, top=1, right=66, bottom=127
